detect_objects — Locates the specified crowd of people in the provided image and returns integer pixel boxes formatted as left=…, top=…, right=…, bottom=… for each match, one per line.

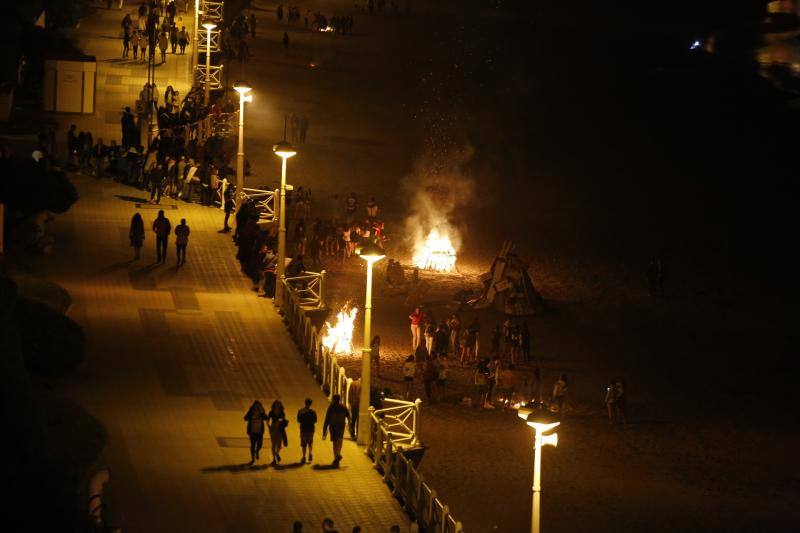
left=120, top=1, right=190, bottom=64
left=233, top=189, right=389, bottom=298
left=275, top=4, right=355, bottom=34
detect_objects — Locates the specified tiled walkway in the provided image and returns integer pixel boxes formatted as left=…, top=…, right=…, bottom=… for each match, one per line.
left=60, top=4, right=195, bottom=144
left=35, top=180, right=409, bottom=531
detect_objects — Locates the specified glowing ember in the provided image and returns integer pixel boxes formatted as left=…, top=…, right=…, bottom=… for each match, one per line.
left=318, top=26, right=334, bottom=32
left=322, top=304, right=358, bottom=354
left=413, top=229, right=457, bottom=272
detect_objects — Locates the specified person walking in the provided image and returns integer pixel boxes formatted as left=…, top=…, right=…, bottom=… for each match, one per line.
left=605, top=380, right=618, bottom=424
left=422, top=355, right=437, bottom=402
left=474, top=358, right=490, bottom=408
left=408, top=307, right=424, bottom=352
left=170, top=24, right=178, bottom=54
left=92, top=138, right=107, bottom=178
left=131, top=30, right=140, bottom=59
left=178, top=26, right=189, bottom=54
left=222, top=187, right=235, bottom=232
left=174, top=218, right=190, bottom=266
left=244, top=400, right=268, bottom=463
left=402, top=355, right=416, bottom=400
left=129, top=213, right=145, bottom=260
left=322, top=394, right=350, bottom=467
left=122, top=29, right=131, bottom=58
left=423, top=321, right=435, bottom=355
left=268, top=400, right=288, bottom=465
left=152, top=209, right=171, bottom=263
left=297, top=398, right=317, bottom=464
left=158, top=32, right=168, bottom=63
left=282, top=31, right=289, bottom=48
left=447, top=314, right=461, bottom=356
left=550, top=373, right=568, bottom=415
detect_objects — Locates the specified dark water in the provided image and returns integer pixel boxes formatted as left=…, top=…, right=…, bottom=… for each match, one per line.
left=399, top=0, right=794, bottom=305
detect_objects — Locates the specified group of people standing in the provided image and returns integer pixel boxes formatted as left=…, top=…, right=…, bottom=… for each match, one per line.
left=121, top=2, right=190, bottom=64
left=243, top=395, right=351, bottom=467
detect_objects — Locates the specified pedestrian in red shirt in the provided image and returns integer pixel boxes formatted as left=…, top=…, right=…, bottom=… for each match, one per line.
left=408, top=307, right=424, bottom=352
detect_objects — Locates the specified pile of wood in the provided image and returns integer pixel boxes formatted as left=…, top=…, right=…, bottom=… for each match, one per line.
left=470, top=241, right=543, bottom=315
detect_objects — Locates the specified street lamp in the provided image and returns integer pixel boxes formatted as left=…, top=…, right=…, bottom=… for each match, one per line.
left=233, top=81, right=252, bottom=189
left=273, top=140, right=296, bottom=305
left=521, top=406, right=560, bottom=533
left=192, top=0, right=200, bottom=78
left=355, top=240, right=385, bottom=445
left=202, top=19, right=217, bottom=104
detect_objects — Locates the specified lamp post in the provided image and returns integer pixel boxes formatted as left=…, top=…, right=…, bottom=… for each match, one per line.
left=233, top=81, right=252, bottom=189
left=273, top=140, right=296, bottom=305
left=202, top=19, right=217, bottom=104
left=355, top=241, right=385, bottom=445
left=518, top=406, right=560, bottom=533
left=192, top=0, right=200, bottom=79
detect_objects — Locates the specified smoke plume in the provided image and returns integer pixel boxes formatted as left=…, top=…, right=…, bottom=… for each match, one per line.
left=402, top=144, right=477, bottom=260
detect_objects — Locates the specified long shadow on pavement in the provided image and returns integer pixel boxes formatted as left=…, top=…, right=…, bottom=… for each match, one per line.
left=94, top=260, right=135, bottom=276
left=201, top=463, right=270, bottom=474
left=312, top=464, right=348, bottom=471
left=115, top=195, right=149, bottom=203
left=273, top=462, right=305, bottom=470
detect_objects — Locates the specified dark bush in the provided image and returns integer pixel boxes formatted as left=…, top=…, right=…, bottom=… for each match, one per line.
left=15, top=298, right=84, bottom=378
left=0, top=158, right=78, bottom=216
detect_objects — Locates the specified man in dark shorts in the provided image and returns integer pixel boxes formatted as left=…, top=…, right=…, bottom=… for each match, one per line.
left=322, top=394, right=350, bottom=467
left=297, top=398, right=317, bottom=464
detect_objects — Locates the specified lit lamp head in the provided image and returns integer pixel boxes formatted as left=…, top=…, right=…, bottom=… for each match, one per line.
left=526, top=408, right=560, bottom=447
left=202, top=19, right=217, bottom=31
left=233, top=80, right=252, bottom=95
left=356, top=241, right=386, bottom=265
left=273, top=140, right=297, bottom=160
left=233, top=81, right=253, bottom=103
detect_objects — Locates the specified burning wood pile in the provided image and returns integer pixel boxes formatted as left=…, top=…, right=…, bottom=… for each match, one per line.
left=413, top=229, right=457, bottom=272
left=321, top=304, right=358, bottom=355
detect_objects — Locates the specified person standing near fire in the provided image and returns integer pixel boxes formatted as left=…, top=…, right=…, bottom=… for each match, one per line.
left=409, top=307, right=425, bottom=352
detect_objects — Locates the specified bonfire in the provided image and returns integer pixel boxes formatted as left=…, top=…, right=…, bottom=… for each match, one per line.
left=413, top=229, right=457, bottom=272
left=321, top=304, right=358, bottom=355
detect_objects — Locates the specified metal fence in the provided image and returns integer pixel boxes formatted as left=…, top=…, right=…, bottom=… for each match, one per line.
left=279, top=278, right=464, bottom=532
left=237, top=187, right=278, bottom=225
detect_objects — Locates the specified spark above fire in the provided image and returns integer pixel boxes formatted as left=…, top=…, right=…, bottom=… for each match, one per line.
left=321, top=304, right=358, bottom=355
left=413, top=229, right=457, bottom=272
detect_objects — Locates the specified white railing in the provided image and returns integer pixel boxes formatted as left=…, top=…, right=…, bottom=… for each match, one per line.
left=194, top=64, right=224, bottom=89
left=200, top=0, right=224, bottom=21
left=365, top=407, right=463, bottom=533
left=236, top=187, right=277, bottom=225
left=198, top=29, right=222, bottom=52
left=278, top=277, right=463, bottom=532
left=370, top=398, right=422, bottom=448
left=285, top=271, right=327, bottom=308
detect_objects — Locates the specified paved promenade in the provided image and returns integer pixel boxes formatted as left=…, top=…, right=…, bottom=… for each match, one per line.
left=60, top=4, right=195, bottom=144
left=35, top=176, right=409, bottom=531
